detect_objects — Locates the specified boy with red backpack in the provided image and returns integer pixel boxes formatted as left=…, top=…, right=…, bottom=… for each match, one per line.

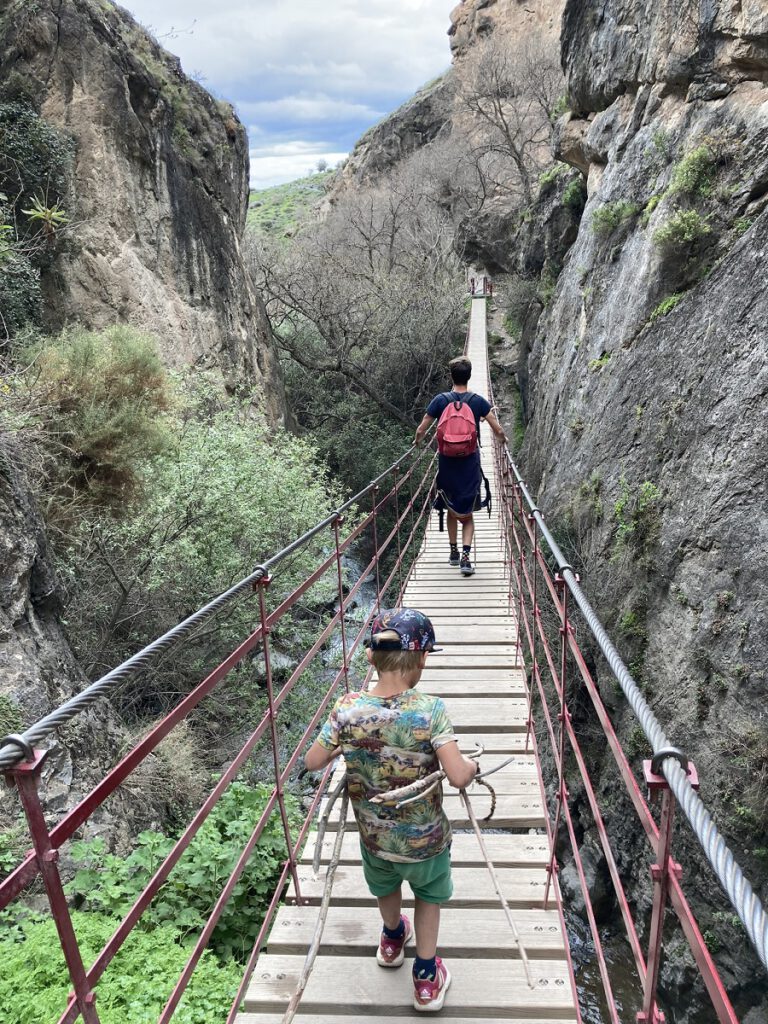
left=414, top=356, right=507, bottom=575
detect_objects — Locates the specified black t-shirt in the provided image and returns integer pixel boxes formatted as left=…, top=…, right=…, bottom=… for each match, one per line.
left=426, top=391, right=492, bottom=431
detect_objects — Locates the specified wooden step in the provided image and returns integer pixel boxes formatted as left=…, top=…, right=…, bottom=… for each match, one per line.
left=300, top=829, right=548, bottom=868
left=240, top=1016, right=573, bottom=1023
left=323, top=794, right=544, bottom=830
left=266, top=905, right=566, bottom=959
left=243, top=955, right=576, bottom=1018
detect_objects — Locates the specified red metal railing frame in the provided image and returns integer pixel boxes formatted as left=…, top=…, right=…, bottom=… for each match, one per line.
left=492, top=448, right=737, bottom=1022
left=484, top=311, right=736, bottom=1024
left=2, top=440, right=437, bottom=1024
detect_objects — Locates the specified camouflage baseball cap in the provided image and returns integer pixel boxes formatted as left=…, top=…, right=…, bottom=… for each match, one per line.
left=368, top=607, right=442, bottom=652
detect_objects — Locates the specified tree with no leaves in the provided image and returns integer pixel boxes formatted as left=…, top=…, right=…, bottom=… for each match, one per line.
left=455, top=33, right=564, bottom=207
left=251, top=154, right=465, bottom=435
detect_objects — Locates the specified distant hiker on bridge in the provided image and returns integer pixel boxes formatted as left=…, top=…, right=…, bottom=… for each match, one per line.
left=415, top=356, right=507, bottom=576
left=305, top=608, right=478, bottom=1012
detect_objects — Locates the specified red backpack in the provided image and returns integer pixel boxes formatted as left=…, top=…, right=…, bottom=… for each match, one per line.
left=436, top=393, right=478, bottom=457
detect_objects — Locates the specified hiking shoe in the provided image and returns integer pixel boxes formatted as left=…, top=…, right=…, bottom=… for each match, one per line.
left=413, top=958, right=451, bottom=1012
left=460, top=553, right=475, bottom=576
left=448, top=548, right=460, bottom=566
left=377, top=914, right=412, bottom=967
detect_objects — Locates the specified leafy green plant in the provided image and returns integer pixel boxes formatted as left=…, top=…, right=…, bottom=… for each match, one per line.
left=538, top=261, right=561, bottom=305
left=640, top=193, right=662, bottom=226
left=0, top=694, right=22, bottom=736
left=0, top=911, right=241, bottom=1024
left=591, top=201, right=639, bottom=237
left=669, top=145, right=715, bottom=198
left=21, top=195, right=69, bottom=244
left=550, top=94, right=569, bottom=121
left=20, top=326, right=172, bottom=510
left=0, top=821, right=28, bottom=879
left=538, top=163, right=567, bottom=193
left=613, top=476, right=662, bottom=556
left=649, top=293, right=684, bottom=321
left=562, top=176, right=587, bottom=213
left=653, top=209, right=711, bottom=252
left=588, top=352, right=611, bottom=372
left=67, top=782, right=300, bottom=960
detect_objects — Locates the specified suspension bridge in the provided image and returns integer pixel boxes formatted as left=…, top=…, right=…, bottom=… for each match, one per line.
left=1, top=290, right=766, bottom=1023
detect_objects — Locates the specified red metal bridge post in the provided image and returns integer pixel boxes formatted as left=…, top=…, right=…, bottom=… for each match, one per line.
left=525, top=511, right=540, bottom=754
left=371, top=484, right=382, bottom=612
left=545, top=573, right=570, bottom=908
left=512, top=480, right=526, bottom=675
left=7, top=750, right=101, bottom=1024
left=638, top=757, right=697, bottom=1024
left=332, top=515, right=351, bottom=693
left=393, top=465, right=404, bottom=601
left=255, top=577, right=304, bottom=906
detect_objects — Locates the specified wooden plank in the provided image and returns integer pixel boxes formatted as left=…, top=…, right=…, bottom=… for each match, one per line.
left=243, top=955, right=576, bottom=1018
left=323, top=793, right=544, bottom=830
left=300, top=830, right=549, bottom=867
left=429, top=623, right=517, bottom=637
left=266, top=905, right=566, bottom=959
left=417, top=656, right=524, bottom=670
left=438, top=697, right=529, bottom=729
left=419, top=668, right=525, bottom=681
left=418, top=678, right=525, bottom=697
left=240, top=1015, right=574, bottom=1024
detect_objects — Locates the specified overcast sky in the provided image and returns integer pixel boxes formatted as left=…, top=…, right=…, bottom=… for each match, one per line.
left=121, top=1, right=453, bottom=189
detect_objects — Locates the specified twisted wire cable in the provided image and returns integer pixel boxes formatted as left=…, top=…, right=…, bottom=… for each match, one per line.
left=503, top=451, right=768, bottom=972
left=0, top=441, right=430, bottom=773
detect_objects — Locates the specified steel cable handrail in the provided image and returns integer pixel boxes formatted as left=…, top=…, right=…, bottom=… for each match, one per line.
left=500, top=448, right=768, bottom=973
left=0, top=438, right=430, bottom=772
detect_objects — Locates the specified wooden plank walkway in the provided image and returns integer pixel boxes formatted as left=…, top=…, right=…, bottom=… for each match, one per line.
left=238, top=297, right=578, bottom=1022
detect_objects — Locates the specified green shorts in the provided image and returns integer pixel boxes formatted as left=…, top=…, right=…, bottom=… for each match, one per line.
left=360, top=844, right=453, bottom=904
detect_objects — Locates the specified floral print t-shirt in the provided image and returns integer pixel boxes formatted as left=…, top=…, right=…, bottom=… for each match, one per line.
left=317, top=689, right=455, bottom=863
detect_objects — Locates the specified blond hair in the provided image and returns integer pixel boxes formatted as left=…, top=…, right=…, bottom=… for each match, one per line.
left=370, top=630, right=424, bottom=677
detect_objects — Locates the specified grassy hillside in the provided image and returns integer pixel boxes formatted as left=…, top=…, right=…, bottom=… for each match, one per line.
left=247, top=170, right=334, bottom=237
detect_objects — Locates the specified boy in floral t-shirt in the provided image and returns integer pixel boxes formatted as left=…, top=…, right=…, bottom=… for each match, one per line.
left=305, top=608, right=478, bottom=1012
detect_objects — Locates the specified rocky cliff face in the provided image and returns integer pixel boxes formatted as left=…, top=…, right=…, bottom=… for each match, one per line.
left=0, top=446, right=171, bottom=853
left=0, top=0, right=284, bottom=845
left=336, top=75, right=455, bottom=187
left=0, top=0, right=284, bottom=421
left=515, top=1, right=768, bottom=1015
left=449, top=0, right=563, bottom=60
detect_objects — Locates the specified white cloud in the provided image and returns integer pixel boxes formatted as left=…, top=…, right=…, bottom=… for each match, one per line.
left=122, top=0, right=450, bottom=97
left=249, top=142, right=348, bottom=189
left=239, top=94, right=384, bottom=124
left=120, top=0, right=452, bottom=185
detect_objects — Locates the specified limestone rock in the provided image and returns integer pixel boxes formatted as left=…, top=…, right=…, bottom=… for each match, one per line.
left=0, top=0, right=284, bottom=422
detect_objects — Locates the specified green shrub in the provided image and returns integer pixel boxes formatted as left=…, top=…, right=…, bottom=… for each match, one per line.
left=0, top=251, right=40, bottom=331
left=56, top=400, right=346, bottom=699
left=588, top=352, right=611, bottom=372
left=538, top=163, right=567, bottom=194
left=21, top=327, right=172, bottom=509
left=669, top=145, right=715, bottom=198
left=0, top=911, right=241, bottom=1024
left=562, top=176, right=587, bottom=213
left=0, top=102, right=74, bottom=237
left=649, top=293, right=684, bottom=321
left=640, top=193, right=662, bottom=226
left=614, top=476, right=662, bottom=553
left=0, top=821, right=28, bottom=879
left=0, top=694, right=22, bottom=736
left=67, top=782, right=300, bottom=961
left=653, top=209, right=711, bottom=252
left=591, top=201, right=640, bottom=236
